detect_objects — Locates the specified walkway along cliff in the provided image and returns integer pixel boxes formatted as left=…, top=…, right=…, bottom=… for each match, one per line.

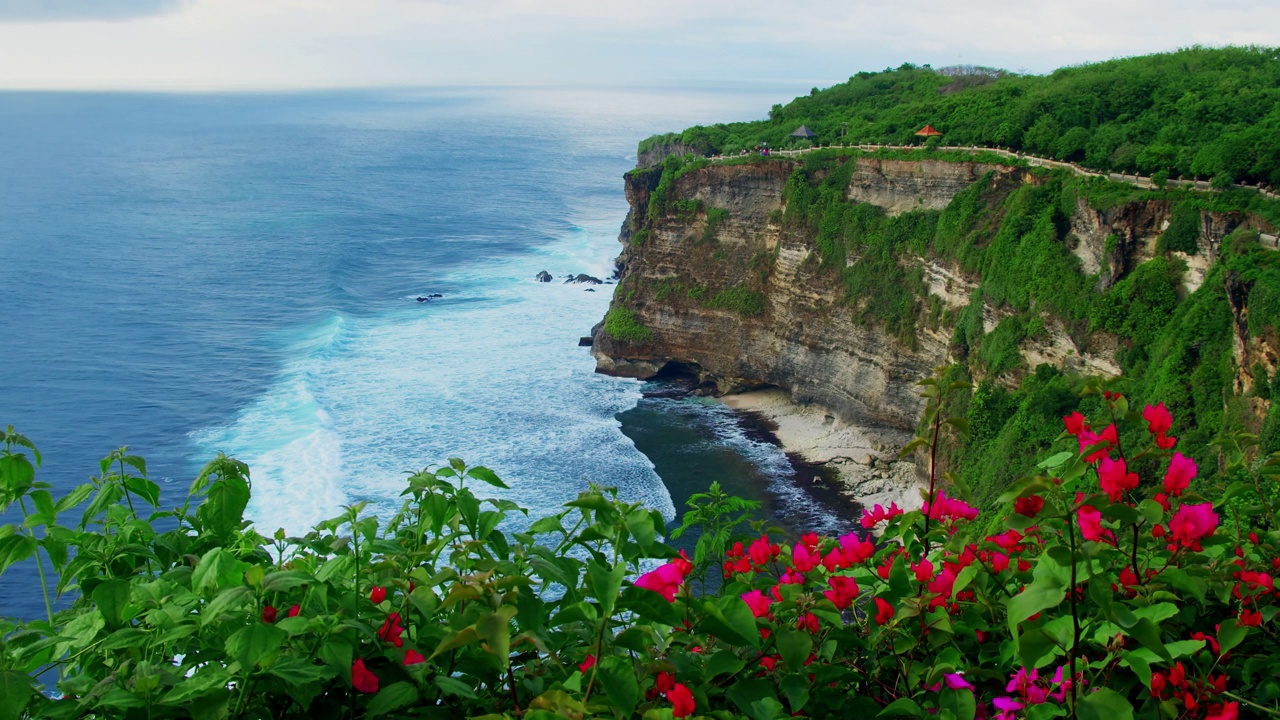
left=590, top=148, right=1280, bottom=510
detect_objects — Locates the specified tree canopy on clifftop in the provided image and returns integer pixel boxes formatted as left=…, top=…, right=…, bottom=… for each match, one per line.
left=640, top=46, right=1280, bottom=186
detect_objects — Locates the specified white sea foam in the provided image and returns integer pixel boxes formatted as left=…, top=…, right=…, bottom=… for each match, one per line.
left=194, top=211, right=672, bottom=533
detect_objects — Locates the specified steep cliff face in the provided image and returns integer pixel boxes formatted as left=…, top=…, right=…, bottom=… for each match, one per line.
left=593, top=153, right=1277, bottom=498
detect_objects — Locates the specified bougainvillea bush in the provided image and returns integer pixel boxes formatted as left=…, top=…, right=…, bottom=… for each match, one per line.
left=1, top=374, right=1279, bottom=719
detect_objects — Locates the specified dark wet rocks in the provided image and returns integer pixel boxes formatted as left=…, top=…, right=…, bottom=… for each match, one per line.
left=564, top=274, right=603, bottom=285
left=536, top=270, right=553, bottom=282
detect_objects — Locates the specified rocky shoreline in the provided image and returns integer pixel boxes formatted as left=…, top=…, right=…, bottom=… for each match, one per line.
left=718, top=389, right=927, bottom=513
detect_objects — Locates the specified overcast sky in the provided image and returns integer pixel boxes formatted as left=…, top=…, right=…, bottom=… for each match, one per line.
left=1, top=0, right=1277, bottom=91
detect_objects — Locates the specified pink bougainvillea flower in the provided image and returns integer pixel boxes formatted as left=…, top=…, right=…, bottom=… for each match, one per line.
left=992, top=697, right=1024, bottom=720
left=673, top=550, right=693, bottom=578
left=1063, top=411, right=1088, bottom=436
left=1164, top=452, right=1197, bottom=496
left=944, top=673, right=974, bottom=690
left=913, top=558, right=934, bottom=583
left=822, top=575, right=859, bottom=610
left=792, top=543, right=820, bottom=573
left=874, top=597, right=895, bottom=625
left=1143, top=402, right=1172, bottom=436
left=636, top=562, right=687, bottom=602
left=1014, top=495, right=1044, bottom=517
left=655, top=671, right=675, bottom=694
left=403, top=649, right=425, bottom=666
left=799, top=532, right=821, bottom=552
left=928, top=568, right=957, bottom=601
left=1077, top=504, right=1108, bottom=543
left=839, top=532, right=876, bottom=564
left=578, top=654, right=596, bottom=673
left=1078, top=424, right=1118, bottom=463
left=1098, top=457, right=1139, bottom=503
left=1168, top=503, right=1218, bottom=550
left=860, top=502, right=903, bottom=529
left=351, top=659, right=379, bottom=693
left=286, top=604, right=301, bottom=618
left=668, top=683, right=696, bottom=718
left=1155, top=433, right=1177, bottom=449
left=370, top=586, right=386, bottom=604
left=261, top=605, right=277, bottom=624
left=741, top=589, right=772, bottom=618
left=822, top=547, right=846, bottom=573
left=747, top=536, right=780, bottom=567
left=779, top=567, right=805, bottom=585
left=922, top=491, right=978, bottom=524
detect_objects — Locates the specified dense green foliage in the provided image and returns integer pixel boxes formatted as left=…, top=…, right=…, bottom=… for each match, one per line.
left=4, top=377, right=1280, bottom=719
left=643, top=47, right=1280, bottom=186
left=704, top=286, right=766, bottom=317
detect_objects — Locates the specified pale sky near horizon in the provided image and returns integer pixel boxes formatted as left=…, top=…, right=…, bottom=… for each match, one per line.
left=1, top=0, right=1277, bottom=92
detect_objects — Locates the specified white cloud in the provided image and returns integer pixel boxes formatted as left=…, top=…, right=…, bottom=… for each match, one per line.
left=0, top=0, right=1277, bottom=90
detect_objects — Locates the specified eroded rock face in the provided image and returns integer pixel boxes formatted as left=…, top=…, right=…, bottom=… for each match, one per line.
left=593, top=155, right=1271, bottom=444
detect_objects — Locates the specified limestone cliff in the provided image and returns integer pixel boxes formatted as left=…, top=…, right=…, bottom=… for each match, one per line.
left=592, top=153, right=1277, bottom=499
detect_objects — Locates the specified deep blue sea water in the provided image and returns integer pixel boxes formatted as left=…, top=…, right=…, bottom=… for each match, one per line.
left=0, top=88, right=855, bottom=619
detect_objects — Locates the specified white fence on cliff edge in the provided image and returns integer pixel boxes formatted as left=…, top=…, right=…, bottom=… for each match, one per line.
left=706, top=143, right=1280, bottom=204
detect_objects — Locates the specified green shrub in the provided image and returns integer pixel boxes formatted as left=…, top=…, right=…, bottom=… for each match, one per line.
left=701, top=207, right=729, bottom=244
left=704, top=286, right=766, bottom=316
left=603, top=306, right=654, bottom=342
left=1159, top=202, right=1202, bottom=254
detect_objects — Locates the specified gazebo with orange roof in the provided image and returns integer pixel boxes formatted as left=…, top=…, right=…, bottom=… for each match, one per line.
left=915, top=124, right=943, bottom=141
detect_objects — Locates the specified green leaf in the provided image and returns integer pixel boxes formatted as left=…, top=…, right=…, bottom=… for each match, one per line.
left=266, top=658, right=334, bottom=686
left=225, top=623, right=287, bottom=670
left=54, top=483, right=95, bottom=514
left=586, top=560, right=626, bottom=617
left=201, top=586, right=253, bottom=624
left=1125, top=617, right=1171, bottom=662
left=727, top=678, right=781, bottom=720
left=0, top=671, right=33, bottom=720
left=100, top=628, right=149, bottom=651
left=261, top=570, right=313, bottom=594
left=598, top=656, right=640, bottom=717
left=1007, top=574, right=1065, bottom=636
left=940, top=687, right=976, bottom=720
left=367, top=681, right=420, bottom=718
left=161, top=665, right=232, bottom=704
left=527, top=516, right=564, bottom=535
left=476, top=605, right=518, bottom=666
left=700, top=595, right=761, bottom=648
left=434, top=675, right=478, bottom=699
left=1037, top=451, right=1075, bottom=470
left=1018, top=627, right=1060, bottom=668
left=92, top=578, right=131, bottom=630
left=776, top=629, right=812, bottom=670
left=1077, top=688, right=1133, bottom=720
left=780, top=674, right=809, bottom=712
left=878, top=697, right=924, bottom=717
left=192, top=548, right=249, bottom=595
left=551, top=601, right=598, bottom=627
left=432, top=626, right=480, bottom=659
left=705, top=650, right=747, bottom=678
left=1123, top=651, right=1151, bottom=688
left=619, top=586, right=682, bottom=626
left=625, top=507, right=656, bottom=552
left=1217, top=619, right=1247, bottom=654
left=465, top=465, right=509, bottom=489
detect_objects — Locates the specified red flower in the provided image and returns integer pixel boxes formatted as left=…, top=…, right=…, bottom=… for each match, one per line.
left=913, top=558, right=934, bottom=583
left=1155, top=433, right=1177, bottom=449
left=378, top=612, right=405, bottom=647
left=874, top=597, right=895, bottom=625
left=1240, top=608, right=1263, bottom=627
left=796, top=612, right=819, bottom=633
left=1163, top=452, right=1196, bottom=496
left=351, top=659, right=379, bottom=693
left=748, top=536, right=780, bottom=566
left=579, top=654, right=596, bottom=673
left=668, top=683, right=696, bottom=718
left=922, top=491, right=978, bottom=524
left=1063, top=412, right=1088, bottom=436
left=1014, top=495, right=1044, bottom=517
left=370, top=586, right=386, bottom=604
left=403, top=649, right=425, bottom=666
left=823, top=575, right=859, bottom=610
left=655, top=671, right=675, bottom=694
left=261, top=605, right=277, bottom=624
left=759, top=655, right=778, bottom=672
left=1098, top=457, right=1138, bottom=502
left=1078, top=424, right=1118, bottom=463
left=1206, top=702, right=1239, bottom=720
left=1077, top=504, right=1109, bottom=543
left=792, top=543, right=820, bottom=573
left=1143, top=402, right=1172, bottom=436
left=839, top=532, right=876, bottom=564
left=1150, top=672, right=1166, bottom=698
left=860, top=502, right=904, bottom=529
left=287, top=604, right=301, bottom=617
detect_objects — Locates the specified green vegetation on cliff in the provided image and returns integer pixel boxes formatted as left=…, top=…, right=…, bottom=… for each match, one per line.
left=643, top=46, right=1280, bottom=186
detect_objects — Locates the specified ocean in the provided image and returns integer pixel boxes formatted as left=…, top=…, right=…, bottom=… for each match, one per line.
left=0, top=87, right=856, bottom=619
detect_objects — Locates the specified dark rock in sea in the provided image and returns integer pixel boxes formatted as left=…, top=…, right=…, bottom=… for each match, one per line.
left=428, top=293, right=443, bottom=298
left=535, top=270, right=553, bottom=282
left=578, top=336, right=594, bottom=347
left=564, top=273, right=603, bottom=285
left=416, top=296, right=429, bottom=302
left=584, top=288, right=596, bottom=292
